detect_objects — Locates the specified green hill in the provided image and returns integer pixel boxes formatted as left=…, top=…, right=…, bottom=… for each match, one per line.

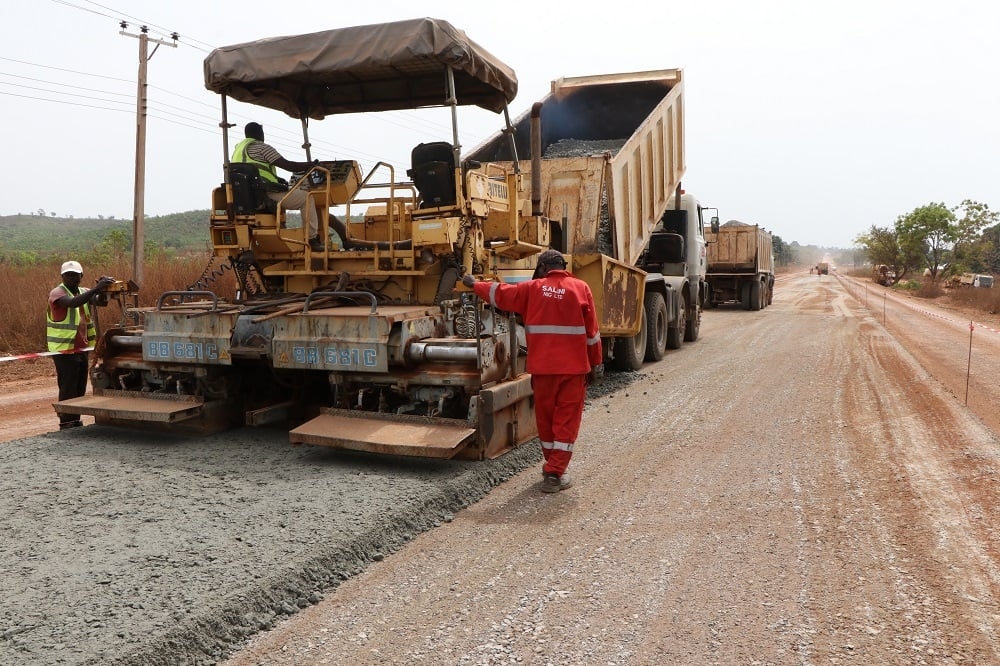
left=0, top=211, right=212, bottom=257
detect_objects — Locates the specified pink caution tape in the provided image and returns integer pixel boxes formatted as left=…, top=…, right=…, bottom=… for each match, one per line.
left=0, top=347, right=94, bottom=363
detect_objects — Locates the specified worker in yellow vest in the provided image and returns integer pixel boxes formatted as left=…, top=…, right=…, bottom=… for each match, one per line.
left=47, top=260, right=114, bottom=430
left=232, top=122, right=331, bottom=251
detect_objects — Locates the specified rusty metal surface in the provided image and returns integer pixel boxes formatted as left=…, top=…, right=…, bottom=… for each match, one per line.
left=140, top=309, right=241, bottom=366
left=54, top=392, right=204, bottom=423
left=472, top=373, right=537, bottom=460
left=465, top=71, right=685, bottom=266
left=272, top=304, right=441, bottom=372
left=289, top=409, right=476, bottom=458
left=574, top=253, right=645, bottom=336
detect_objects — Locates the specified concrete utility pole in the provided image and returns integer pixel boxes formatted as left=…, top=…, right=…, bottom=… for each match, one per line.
left=119, top=23, right=177, bottom=287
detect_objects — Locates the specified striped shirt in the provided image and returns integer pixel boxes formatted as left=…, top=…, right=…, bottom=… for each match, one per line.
left=244, top=141, right=285, bottom=166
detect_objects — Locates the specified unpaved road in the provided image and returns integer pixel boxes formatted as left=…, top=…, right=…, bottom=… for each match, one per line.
left=4, top=272, right=1000, bottom=665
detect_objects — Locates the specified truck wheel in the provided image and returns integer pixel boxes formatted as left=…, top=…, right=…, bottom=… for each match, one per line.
left=612, top=306, right=647, bottom=371
left=741, top=283, right=751, bottom=310
left=643, top=292, right=668, bottom=362
left=766, top=278, right=774, bottom=306
left=666, top=301, right=685, bottom=350
left=750, top=280, right=762, bottom=311
left=684, top=301, right=700, bottom=342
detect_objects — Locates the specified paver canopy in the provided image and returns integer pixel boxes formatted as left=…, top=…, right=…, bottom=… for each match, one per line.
left=203, top=17, right=518, bottom=119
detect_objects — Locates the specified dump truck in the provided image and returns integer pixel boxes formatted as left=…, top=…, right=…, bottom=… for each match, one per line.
left=466, top=69, right=711, bottom=369
left=816, top=262, right=830, bottom=275
left=55, top=18, right=561, bottom=460
left=873, top=264, right=895, bottom=286
left=958, top=273, right=994, bottom=288
left=704, top=221, right=774, bottom=310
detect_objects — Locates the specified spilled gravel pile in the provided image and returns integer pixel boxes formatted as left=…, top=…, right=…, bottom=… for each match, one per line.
left=0, top=373, right=636, bottom=666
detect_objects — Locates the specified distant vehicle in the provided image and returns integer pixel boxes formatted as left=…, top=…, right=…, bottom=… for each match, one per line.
left=873, top=264, right=895, bottom=286
left=704, top=222, right=774, bottom=310
left=958, top=273, right=994, bottom=288
left=816, top=262, right=829, bottom=275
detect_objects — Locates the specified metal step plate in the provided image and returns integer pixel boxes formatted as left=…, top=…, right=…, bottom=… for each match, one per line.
left=290, top=408, right=476, bottom=458
left=54, top=391, right=204, bottom=423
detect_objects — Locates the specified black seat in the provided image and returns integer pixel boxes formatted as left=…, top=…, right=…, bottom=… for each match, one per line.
left=642, top=232, right=685, bottom=273
left=228, top=163, right=276, bottom=215
left=648, top=233, right=684, bottom=263
left=406, top=142, right=456, bottom=208
left=660, top=209, right=688, bottom=237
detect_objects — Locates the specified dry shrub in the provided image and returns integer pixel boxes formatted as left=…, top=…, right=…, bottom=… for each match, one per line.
left=947, top=284, right=1000, bottom=315
left=0, top=252, right=234, bottom=356
left=915, top=280, right=944, bottom=299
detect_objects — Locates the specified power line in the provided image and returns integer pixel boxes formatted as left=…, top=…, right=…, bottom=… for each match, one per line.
left=0, top=55, right=132, bottom=84
left=0, top=71, right=131, bottom=98
left=147, top=113, right=219, bottom=135
left=51, top=0, right=178, bottom=49
left=23, top=4, right=507, bottom=178
left=50, top=0, right=117, bottom=21
left=53, top=0, right=215, bottom=52
left=0, top=80, right=132, bottom=107
left=0, top=90, right=132, bottom=114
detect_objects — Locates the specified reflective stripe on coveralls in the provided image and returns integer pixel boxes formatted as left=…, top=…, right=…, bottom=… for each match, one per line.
left=541, top=441, right=574, bottom=452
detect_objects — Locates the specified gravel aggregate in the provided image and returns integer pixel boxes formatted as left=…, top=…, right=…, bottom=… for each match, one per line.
left=0, top=375, right=634, bottom=666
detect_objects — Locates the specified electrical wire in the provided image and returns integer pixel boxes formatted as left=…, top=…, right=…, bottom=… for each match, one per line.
left=25, top=1, right=507, bottom=177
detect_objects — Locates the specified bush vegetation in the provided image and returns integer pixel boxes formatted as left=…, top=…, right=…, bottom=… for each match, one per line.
left=1, top=211, right=244, bottom=356
left=1, top=253, right=236, bottom=356
left=944, top=283, right=1000, bottom=315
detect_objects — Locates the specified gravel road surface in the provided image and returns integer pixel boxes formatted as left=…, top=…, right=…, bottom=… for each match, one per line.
left=3, top=272, right=1000, bottom=665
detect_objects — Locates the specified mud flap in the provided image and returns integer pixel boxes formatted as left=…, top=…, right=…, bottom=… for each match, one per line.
left=289, top=409, right=476, bottom=459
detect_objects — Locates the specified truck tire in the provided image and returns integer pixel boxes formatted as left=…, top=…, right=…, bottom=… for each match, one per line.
left=749, top=279, right=762, bottom=311
left=741, top=283, right=751, bottom=310
left=643, top=292, right=668, bottom=362
left=766, top=277, right=774, bottom=306
left=684, top=300, right=700, bottom=342
left=612, top=306, right=647, bottom=371
left=666, top=300, right=685, bottom=350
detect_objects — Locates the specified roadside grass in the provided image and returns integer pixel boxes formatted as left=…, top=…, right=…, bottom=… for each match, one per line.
left=0, top=253, right=236, bottom=356
left=944, top=282, right=1000, bottom=314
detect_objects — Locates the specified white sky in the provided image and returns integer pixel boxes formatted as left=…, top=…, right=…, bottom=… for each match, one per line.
left=2, top=0, right=997, bottom=248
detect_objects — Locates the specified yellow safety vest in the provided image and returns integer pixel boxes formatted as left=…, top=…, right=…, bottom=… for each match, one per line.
left=46, top=284, right=96, bottom=352
left=232, top=138, right=279, bottom=184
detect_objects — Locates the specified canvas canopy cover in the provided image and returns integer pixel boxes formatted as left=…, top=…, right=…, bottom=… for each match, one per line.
left=203, top=18, right=518, bottom=120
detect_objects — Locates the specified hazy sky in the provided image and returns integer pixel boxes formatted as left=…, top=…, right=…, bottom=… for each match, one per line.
left=2, top=0, right=997, bottom=248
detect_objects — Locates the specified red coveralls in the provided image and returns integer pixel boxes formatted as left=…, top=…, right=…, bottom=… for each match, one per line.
left=472, top=270, right=602, bottom=476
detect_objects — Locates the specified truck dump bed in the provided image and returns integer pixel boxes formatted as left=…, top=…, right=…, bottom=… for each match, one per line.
left=706, top=223, right=774, bottom=274
left=466, top=70, right=685, bottom=267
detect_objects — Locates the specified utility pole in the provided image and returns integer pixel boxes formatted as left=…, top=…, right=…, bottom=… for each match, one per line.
left=119, top=23, right=177, bottom=287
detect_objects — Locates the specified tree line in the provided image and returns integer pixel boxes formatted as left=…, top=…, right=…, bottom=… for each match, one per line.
left=854, top=200, right=1000, bottom=282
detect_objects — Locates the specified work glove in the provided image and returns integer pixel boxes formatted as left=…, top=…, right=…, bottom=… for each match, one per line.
left=586, top=364, right=604, bottom=385
left=96, top=276, right=116, bottom=291
left=461, top=274, right=476, bottom=288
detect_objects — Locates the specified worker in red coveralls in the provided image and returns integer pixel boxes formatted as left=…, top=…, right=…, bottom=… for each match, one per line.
left=462, top=249, right=603, bottom=492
